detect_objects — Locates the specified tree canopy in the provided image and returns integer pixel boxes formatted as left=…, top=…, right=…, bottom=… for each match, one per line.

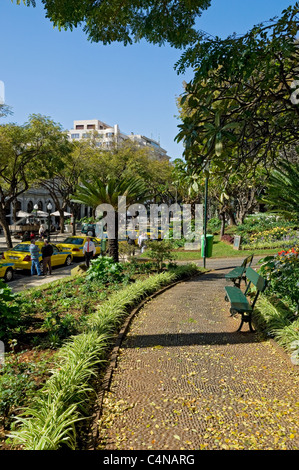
left=175, top=4, right=299, bottom=173
left=14, top=0, right=211, bottom=48
left=0, top=114, right=71, bottom=246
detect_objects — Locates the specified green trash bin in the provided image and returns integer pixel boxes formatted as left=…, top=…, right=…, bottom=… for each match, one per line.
left=101, top=238, right=107, bottom=254
left=201, top=234, right=214, bottom=258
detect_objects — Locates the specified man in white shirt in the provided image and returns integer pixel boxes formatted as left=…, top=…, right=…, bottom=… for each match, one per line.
left=83, top=237, right=96, bottom=268
left=138, top=231, right=148, bottom=253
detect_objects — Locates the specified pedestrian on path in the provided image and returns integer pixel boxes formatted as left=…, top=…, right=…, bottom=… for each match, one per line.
left=39, top=224, right=45, bottom=239
left=41, top=239, right=53, bottom=275
left=138, top=231, right=147, bottom=253
left=29, top=239, right=42, bottom=276
left=83, top=236, right=96, bottom=268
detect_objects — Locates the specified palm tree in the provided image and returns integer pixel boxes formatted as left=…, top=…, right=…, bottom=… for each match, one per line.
left=261, top=161, right=299, bottom=220
left=71, top=176, right=149, bottom=262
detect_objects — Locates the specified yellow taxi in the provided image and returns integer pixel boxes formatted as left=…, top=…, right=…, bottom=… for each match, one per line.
left=2, top=241, right=73, bottom=272
left=0, top=260, right=15, bottom=282
left=127, top=228, right=164, bottom=244
left=56, top=236, right=102, bottom=259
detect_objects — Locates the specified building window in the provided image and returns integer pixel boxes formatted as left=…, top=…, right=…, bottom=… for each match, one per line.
left=87, top=124, right=95, bottom=129
left=71, top=134, right=80, bottom=139
left=76, top=125, right=84, bottom=129
left=27, top=201, right=33, bottom=213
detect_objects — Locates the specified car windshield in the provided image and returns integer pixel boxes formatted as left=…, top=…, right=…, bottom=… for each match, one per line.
left=62, top=238, right=84, bottom=245
left=13, top=244, right=30, bottom=252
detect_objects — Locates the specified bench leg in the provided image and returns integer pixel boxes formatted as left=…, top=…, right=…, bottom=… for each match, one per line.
left=230, top=309, right=255, bottom=332
left=238, top=313, right=255, bottom=332
left=237, top=318, right=244, bottom=332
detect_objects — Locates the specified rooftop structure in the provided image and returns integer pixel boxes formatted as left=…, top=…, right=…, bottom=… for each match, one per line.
left=68, top=119, right=169, bottom=161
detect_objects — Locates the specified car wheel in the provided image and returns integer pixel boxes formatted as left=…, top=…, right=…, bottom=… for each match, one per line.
left=4, top=268, right=14, bottom=282
left=65, top=255, right=72, bottom=266
left=87, top=230, right=94, bottom=236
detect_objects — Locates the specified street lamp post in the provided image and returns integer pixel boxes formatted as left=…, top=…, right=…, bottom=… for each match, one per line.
left=33, top=203, right=39, bottom=217
left=203, top=162, right=209, bottom=269
left=47, top=202, right=52, bottom=242
left=33, top=204, right=39, bottom=235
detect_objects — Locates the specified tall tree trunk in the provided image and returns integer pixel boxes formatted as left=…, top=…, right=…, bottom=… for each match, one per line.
left=227, top=209, right=236, bottom=226
left=219, top=212, right=226, bottom=238
left=70, top=203, right=80, bottom=236
left=0, top=211, right=13, bottom=248
left=59, top=210, right=65, bottom=234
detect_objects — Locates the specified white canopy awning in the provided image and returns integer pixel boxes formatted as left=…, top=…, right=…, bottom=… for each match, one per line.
left=50, top=211, right=72, bottom=217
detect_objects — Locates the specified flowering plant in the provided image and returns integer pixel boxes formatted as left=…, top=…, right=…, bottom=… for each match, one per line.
left=258, top=246, right=299, bottom=314
left=249, top=227, right=295, bottom=244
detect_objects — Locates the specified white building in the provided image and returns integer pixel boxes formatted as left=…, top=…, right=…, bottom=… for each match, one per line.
left=68, top=119, right=169, bottom=161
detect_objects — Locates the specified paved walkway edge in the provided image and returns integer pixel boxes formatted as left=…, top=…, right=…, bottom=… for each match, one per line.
left=87, top=272, right=201, bottom=450
left=86, top=266, right=297, bottom=450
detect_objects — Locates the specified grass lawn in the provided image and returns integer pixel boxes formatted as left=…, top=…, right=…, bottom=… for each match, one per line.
left=140, top=235, right=281, bottom=261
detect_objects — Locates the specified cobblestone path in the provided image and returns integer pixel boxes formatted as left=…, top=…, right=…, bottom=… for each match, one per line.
left=96, top=267, right=299, bottom=451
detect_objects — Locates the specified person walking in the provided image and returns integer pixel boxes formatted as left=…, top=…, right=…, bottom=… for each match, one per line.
left=41, top=239, right=54, bottom=275
left=138, top=231, right=148, bottom=253
left=29, top=239, right=42, bottom=276
left=83, top=236, right=96, bottom=268
left=39, top=224, right=45, bottom=239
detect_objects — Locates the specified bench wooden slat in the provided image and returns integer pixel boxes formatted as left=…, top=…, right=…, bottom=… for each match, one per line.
left=224, top=254, right=254, bottom=288
left=224, top=266, right=267, bottom=332
left=225, top=266, right=245, bottom=280
left=245, top=267, right=267, bottom=292
left=224, top=286, right=252, bottom=312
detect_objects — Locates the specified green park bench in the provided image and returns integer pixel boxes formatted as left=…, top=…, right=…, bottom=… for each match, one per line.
left=225, top=253, right=254, bottom=288
left=224, top=266, right=267, bottom=332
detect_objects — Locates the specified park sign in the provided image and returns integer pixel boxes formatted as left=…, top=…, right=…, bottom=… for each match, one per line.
left=0, top=81, right=5, bottom=105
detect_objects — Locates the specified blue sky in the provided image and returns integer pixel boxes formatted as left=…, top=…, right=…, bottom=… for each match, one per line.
left=0, top=0, right=297, bottom=160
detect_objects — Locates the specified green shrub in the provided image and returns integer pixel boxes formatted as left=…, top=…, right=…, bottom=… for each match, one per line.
left=241, top=239, right=298, bottom=250
left=237, top=214, right=297, bottom=244
left=42, top=312, right=79, bottom=348
left=86, top=256, right=126, bottom=284
left=0, top=359, right=39, bottom=429
left=247, top=227, right=297, bottom=246
left=146, top=240, right=176, bottom=271
left=0, top=280, right=21, bottom=340
left=255, top=296, right=299, bottom=354
left=258, top=247, right=299, bottom=313
left=10, top=265, right=198, bottom=450
left=207, top=217, right=221, bottom=234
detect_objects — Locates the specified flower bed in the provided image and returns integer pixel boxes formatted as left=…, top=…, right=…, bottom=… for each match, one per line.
left=7, top=263, right=199, bottom=450
left=254, top=247, right=299, bottom=362
left=258, top=247, right=298, bottom=313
